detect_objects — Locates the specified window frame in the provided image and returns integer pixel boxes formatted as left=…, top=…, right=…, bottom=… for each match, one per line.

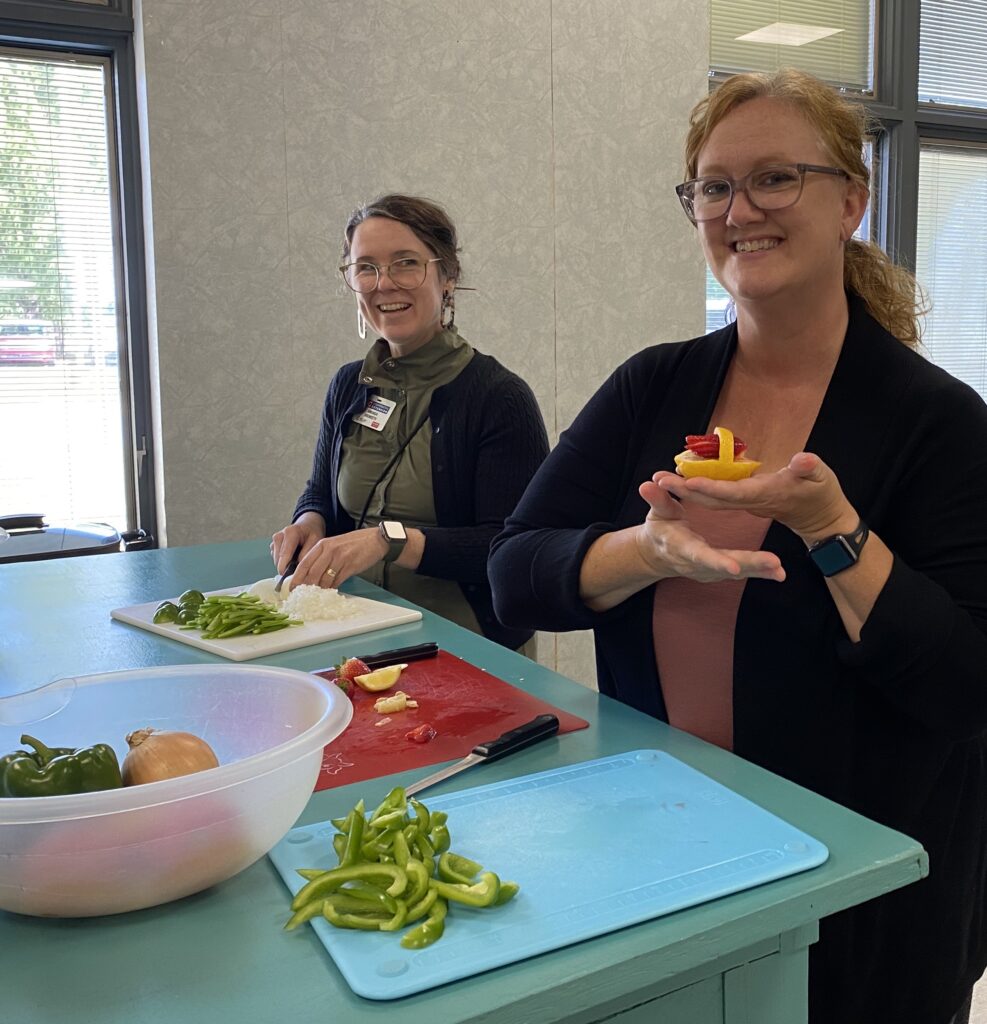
left=0, top=0, right=157, bottom=544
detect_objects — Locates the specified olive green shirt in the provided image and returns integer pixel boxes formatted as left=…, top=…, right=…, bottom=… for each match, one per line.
left=337, top=327, right=483, bottom=635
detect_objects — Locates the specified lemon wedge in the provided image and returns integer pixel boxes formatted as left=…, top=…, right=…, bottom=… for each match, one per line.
left=353, top=663, right=408, bottom=692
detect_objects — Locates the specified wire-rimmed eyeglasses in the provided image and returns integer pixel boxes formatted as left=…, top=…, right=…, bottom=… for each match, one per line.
left=675, top=163, right=849, bottom=224
left=339, top=257, right=442, bottom=293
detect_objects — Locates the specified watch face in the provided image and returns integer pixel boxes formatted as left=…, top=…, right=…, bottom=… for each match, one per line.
left=382, top=521, right=406, bottom=542
left=809, top=536, right=856, bottom=577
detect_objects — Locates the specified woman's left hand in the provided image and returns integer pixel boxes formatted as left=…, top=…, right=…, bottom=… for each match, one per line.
left=287, top=528, right=388, bottom=590
left=657, top=451, right=859, bottom=545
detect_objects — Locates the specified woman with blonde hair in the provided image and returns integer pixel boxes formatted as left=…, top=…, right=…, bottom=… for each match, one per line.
left=491, top=69, right=987, bottom=1023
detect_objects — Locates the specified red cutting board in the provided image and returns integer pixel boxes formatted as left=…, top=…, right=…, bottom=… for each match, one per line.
left=311, top=650, right=589, bottom=791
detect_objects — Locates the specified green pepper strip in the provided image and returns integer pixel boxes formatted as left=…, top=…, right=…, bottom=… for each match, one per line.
left=415, top=832, right=435, bottom=862
left=370, top=809, right=406, bottom=831
left=429, top=872, right=500, bottom=908
left=400, top=897, right=448, bottom=950
left=391, top=829, right=410, bottom=868
left=337, top=881, right=394, bottom=908
left=284, top=899, right=328, bottom=931
left=403, top=886, right=439, bottom=925
left=339, top=802, right=366, bottom=867
left=323, top=904, right=390, bottom=931
left=326, top=892, right=397, bottom=916
left=438, top=851, right=483, bottom=886
left=429, top=823, right=451, bottom=854
left=291, top=863, right=408, bottom=911
left=492, top=881, right=520, bottom=906
left=403, top=858, right=430, bottom=906
left=296, top=867, right=327, bottom=881
left=332, top=834, right=346, bottom=860
left=429, top=810, right=448, bottom=828
left=409, top=798, right=431, bottom=834
left=370, top=786, right=406, bottom=822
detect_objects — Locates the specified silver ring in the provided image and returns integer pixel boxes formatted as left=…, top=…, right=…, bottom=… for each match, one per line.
left=324, top=567, right=338, bottom=579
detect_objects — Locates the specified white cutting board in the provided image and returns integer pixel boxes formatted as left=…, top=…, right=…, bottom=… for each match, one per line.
left=110, top=585, right=422, bottom=661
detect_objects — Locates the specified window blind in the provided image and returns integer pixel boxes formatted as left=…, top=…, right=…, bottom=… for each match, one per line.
left=919, top=0, right=987, bottom=109
left=710, top=0, right=874, bottom=93
left=0, top=51, right=128, bottom=528
left=915, top=145, right=987, bottom=400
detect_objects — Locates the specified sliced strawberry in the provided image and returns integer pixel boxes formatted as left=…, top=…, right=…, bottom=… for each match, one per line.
left=406, top=723, right=437, bottom=744
left=335, top=657, right=370, bottom=683
left=684, top=434, right=748, bottom=459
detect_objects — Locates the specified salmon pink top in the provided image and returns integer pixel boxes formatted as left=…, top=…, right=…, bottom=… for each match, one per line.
left=652, top=506, right=770, bottom=750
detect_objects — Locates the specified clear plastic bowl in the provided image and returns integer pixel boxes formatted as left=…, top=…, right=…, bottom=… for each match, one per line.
left=0, top=664, right=351, bottom=917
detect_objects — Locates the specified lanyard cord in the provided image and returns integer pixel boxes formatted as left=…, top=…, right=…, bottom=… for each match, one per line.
left=355, top=410, right=431, bottom=529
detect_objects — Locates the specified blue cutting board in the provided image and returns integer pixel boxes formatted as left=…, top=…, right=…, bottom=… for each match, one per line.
left=268, top=749, right=828, bottom=1000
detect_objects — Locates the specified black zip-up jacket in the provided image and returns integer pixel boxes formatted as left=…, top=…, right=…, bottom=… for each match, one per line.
left=295, top=350, right=548, bottom=649
left=490, top=295, right=987, bottom=1024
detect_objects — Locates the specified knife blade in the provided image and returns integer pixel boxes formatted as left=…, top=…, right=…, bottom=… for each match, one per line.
left=274, top=550, right=300, bottom=594
left=404, top=713, right=560, bottom=798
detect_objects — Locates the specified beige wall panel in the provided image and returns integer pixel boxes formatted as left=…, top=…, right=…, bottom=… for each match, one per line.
left=549, top=0, right=708, bottom=686
left=138, top=0, right=709, bottom=680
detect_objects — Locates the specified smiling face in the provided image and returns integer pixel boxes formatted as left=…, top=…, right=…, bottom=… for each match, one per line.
left=349, top=217, right=452, bottom=357
left=695, top=97, right=867, bottom=312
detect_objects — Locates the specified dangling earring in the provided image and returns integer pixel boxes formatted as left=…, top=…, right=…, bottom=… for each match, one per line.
left=440, top=291, right=455, bottom=330
left=357, top=307, right=367, bottom=340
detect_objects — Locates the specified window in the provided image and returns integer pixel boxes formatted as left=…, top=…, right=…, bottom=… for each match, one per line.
left=0, top=2, right=155, bottom=541
left=711, top=1, right=876, bottom=93
left=916, top=144, right=987, bottom=394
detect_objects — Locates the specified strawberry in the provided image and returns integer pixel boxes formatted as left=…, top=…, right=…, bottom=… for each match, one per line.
left=406, top=723, right=437, bottom=744
left=335, top=657, right=370, bottom=685
left=684, top=433, right=748, bottom=459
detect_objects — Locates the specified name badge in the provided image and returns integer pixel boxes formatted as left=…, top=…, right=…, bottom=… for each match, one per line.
left=352, top=396, right=397, bottom=432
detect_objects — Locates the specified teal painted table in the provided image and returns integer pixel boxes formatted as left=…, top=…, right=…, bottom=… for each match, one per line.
left=0, top=541, right=927, bottom=1024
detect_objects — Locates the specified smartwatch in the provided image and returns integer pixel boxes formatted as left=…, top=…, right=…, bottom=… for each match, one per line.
left=807, top=519, right=869, bottom=577
left=378, top=520, right=408, bottom=563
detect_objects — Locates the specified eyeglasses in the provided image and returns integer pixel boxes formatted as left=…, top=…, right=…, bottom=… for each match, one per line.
left=675, top=163, right=849, bottom=224
left=339, top=257, right=442, bottom=293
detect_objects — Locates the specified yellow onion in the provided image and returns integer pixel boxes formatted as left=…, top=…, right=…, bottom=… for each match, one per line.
left=122, top=727, right=220, bottom=785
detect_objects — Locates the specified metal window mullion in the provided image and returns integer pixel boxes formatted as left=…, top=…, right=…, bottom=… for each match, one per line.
left=875, top=0, right=920, bottom=271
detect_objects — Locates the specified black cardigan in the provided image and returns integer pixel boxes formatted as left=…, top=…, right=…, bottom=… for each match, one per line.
left=294, top=350, right=549, bottom=649
left=490, top=296, right=987, bottom=1024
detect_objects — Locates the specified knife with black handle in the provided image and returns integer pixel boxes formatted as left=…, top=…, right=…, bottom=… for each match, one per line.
left=404, top=713, right=560, bottom=797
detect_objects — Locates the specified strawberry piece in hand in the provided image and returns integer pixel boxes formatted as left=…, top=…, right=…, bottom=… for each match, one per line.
left=685, top=434, right=748, bottom=459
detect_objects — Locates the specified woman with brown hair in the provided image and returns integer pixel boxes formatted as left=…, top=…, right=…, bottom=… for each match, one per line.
left=491, top=69, right=987, bottom=1022
left=273, top=194, right=548, bottom=651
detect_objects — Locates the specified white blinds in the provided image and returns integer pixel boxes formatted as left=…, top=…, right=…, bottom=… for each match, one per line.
left=919, top=0, right=987, bottom=109
left=0, top=51, right=128, bottom=528
left=916, top=145, right=987, bottom=400
left=710, top=0, right=874, bottom=92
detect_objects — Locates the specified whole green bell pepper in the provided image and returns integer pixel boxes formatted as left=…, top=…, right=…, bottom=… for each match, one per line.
left=1, top=734, right=123, bottom=798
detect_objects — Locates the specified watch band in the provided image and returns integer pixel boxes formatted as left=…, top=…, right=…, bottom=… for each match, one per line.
left=807, top=519, right=869, bottom=577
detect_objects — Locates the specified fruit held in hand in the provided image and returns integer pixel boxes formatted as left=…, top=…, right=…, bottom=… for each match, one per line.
left=674, top=426, right=760, bottom=481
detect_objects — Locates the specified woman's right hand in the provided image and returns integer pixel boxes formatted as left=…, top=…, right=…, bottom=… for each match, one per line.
left=270, top=511, right=326, bottom=575
left=636, top=472, right=785, bottom=584
left=579, top=472, right=784, bottom=613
